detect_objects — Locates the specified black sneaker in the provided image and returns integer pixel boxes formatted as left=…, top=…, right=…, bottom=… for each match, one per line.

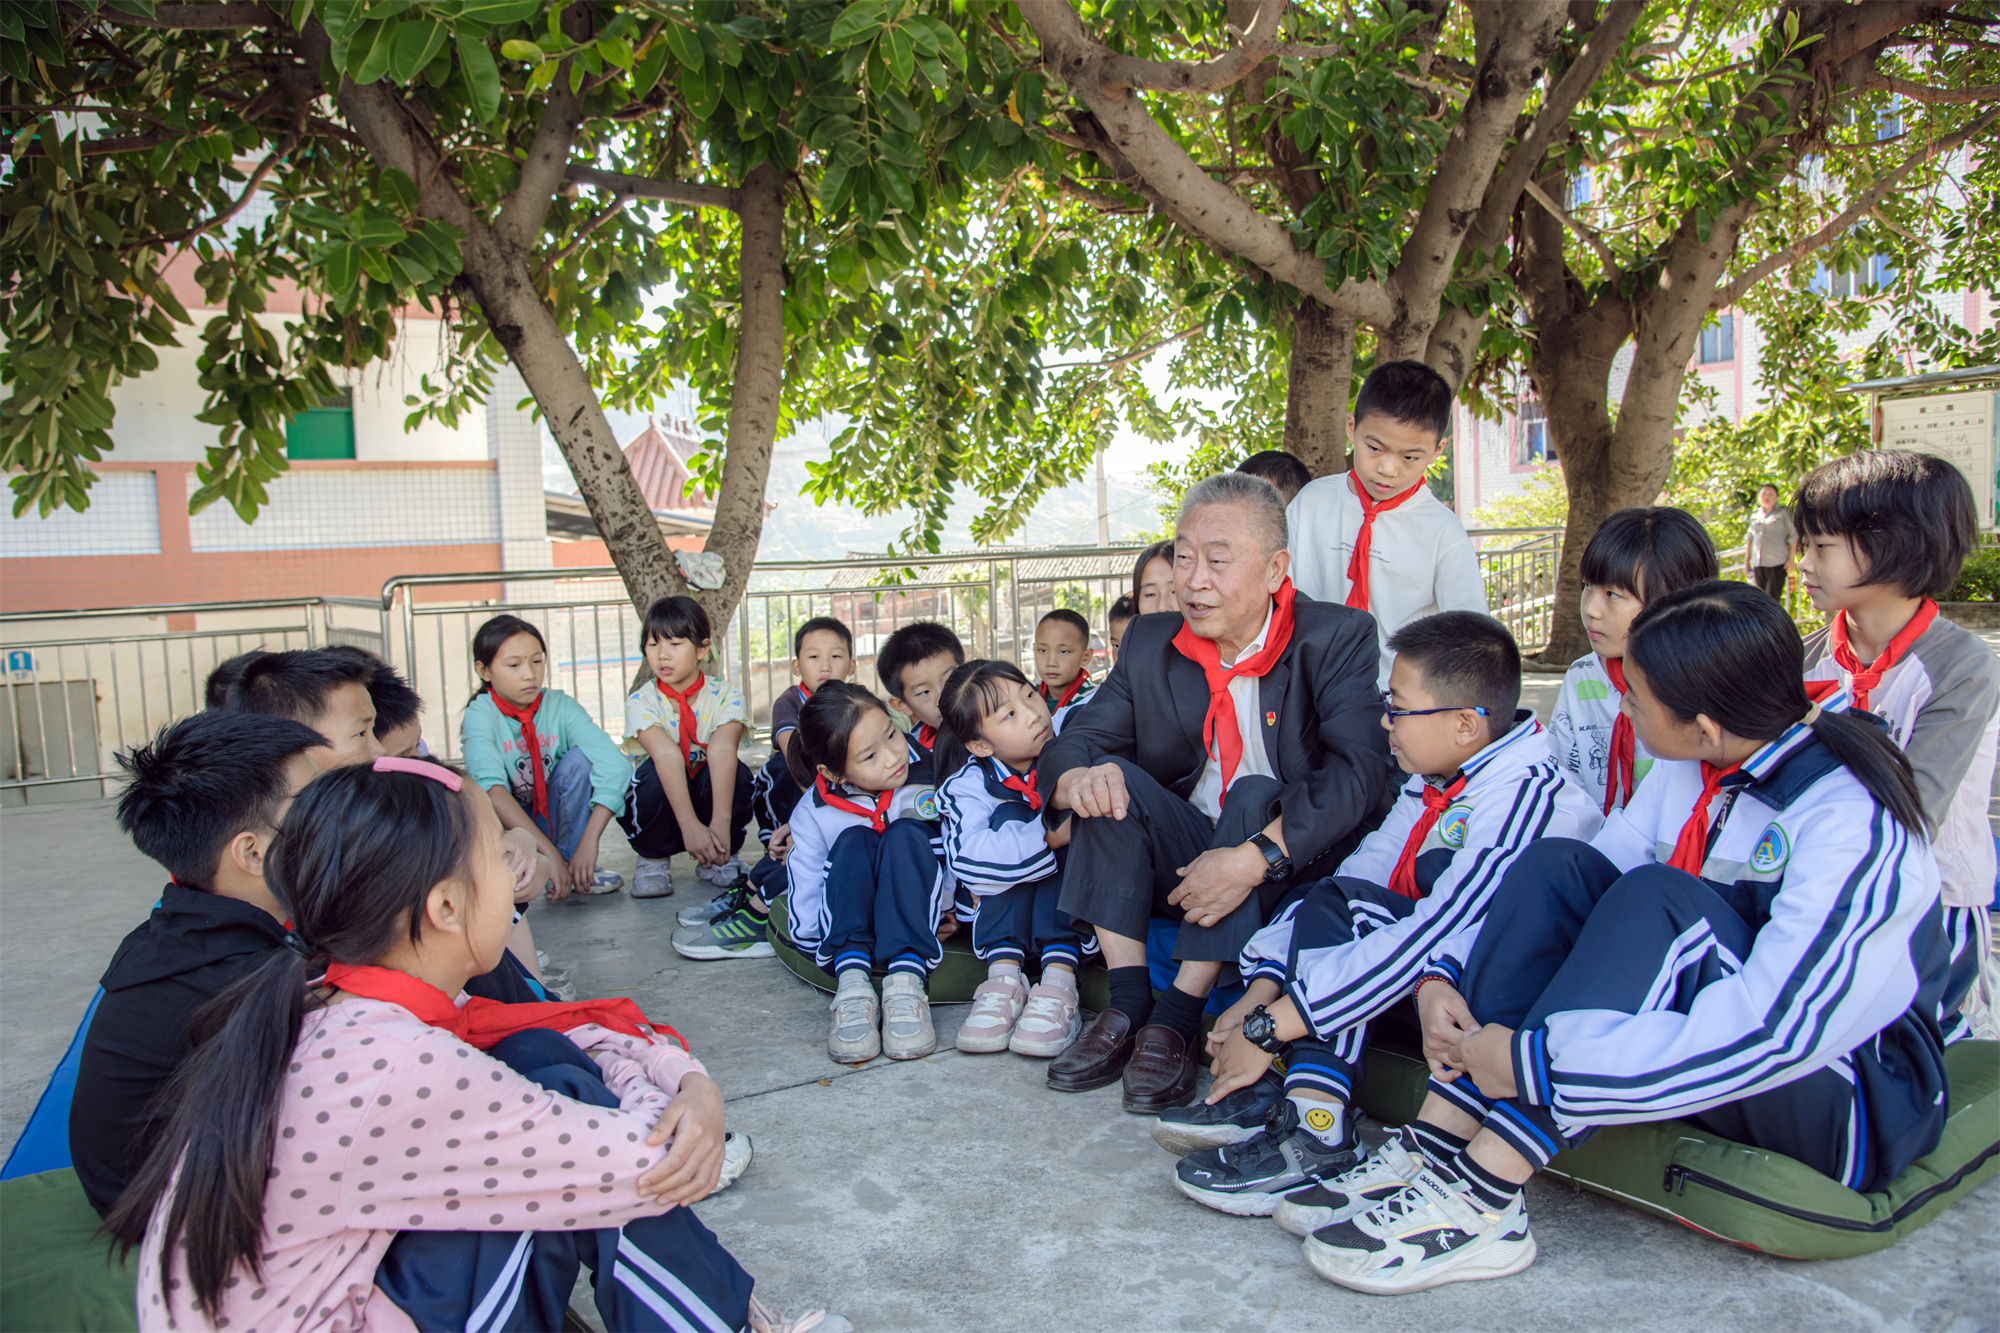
left=678, top=881, right=743, bottom=928
left=1173, top=1101, right=1364, bottom=1217
left=1151, top=1070, right=1284, bottom=1156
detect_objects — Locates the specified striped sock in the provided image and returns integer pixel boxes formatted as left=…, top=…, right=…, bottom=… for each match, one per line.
left=1408, top=1121, right=1471, bottom=1170
left=1453, top=1151, right=1526, bottom=1214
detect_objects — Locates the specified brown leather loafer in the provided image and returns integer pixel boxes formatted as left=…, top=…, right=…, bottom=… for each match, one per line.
left=1046, top=1008, right=1135, bottom=1092
left=1121, top=1023, right=1198, bottom=1113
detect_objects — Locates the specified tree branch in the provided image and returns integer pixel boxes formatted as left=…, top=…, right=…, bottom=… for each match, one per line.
left=493, top=8, right=592, bottom=253
left=1042, top=323, right=1204, bottom=372
left=127, top=110, right=298, bottom=250
left=1711, top=102, right=2000, bottom=307
left=563, top=164, right=740, bottom=211
left=1863, top=72, right=2000, bottom=103
left=1095, top=0, right=1289, bottom=94
left=1523, top=175, right=1620, bottom=277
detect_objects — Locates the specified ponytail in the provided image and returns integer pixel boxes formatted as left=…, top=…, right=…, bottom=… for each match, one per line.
left=785, top=682, right=887, bottom=789
left=1627, top=580, right=1928, bottom=837
left=934, top=659, right=1033, bottom=786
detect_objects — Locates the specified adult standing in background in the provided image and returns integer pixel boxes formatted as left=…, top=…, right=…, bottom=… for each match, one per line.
left=1744, top=482, right=1797, bottom=600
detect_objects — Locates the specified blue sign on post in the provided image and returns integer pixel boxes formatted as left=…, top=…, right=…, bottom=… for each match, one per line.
left=6, top=651, right=31, bottom=675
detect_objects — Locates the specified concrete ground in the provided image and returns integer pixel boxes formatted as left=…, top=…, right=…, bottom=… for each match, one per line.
left=5, top=696, right=1997, bottom=1333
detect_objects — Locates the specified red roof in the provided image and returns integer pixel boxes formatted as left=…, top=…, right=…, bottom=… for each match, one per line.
left=623, top=418, right=712, bottom=513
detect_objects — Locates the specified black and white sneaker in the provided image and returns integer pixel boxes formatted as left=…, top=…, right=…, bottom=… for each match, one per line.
left=1273, top=1125, right=1426, bottom=1236
left=1173, top=1101, right=1364, bottom=1217
left=1151, top=1070, right=1284, bottom=1156
left=678, top=882, right=742, bottom=928
left=1301, top=1165, right=1537, bottom=1294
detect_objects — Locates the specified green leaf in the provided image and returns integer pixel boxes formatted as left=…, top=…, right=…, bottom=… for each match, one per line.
left=828, top=0, right=888, bottom=49
left=457, top=34, right=503, bottom=121
left=355, top=216, right=408, bottom=248
left=630, top=35, right=668, bottom=97
left=458, top=0, right=541, bottom=22
left=682, top=61, right=719, bottom=119
left=883, top=27, right=914, bottom=84
left=391, top=18, right=447, bottom=84
left=352, top=21, right=397, bottom=83
left=500, top=37, right=544, bottom=61
left=596, top=34, right=633, bottom=68
left=663, top=22, right=703, bottom=69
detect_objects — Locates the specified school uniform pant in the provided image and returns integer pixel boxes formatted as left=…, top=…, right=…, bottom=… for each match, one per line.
left=1426, top=839, right=1947, bottom=1194
left=532, top=747, right=603, bottom=862
left=971, top=871, right=1084, bottom=971
left=750, top=756, right=803, bottom=844
left=1751, top=564, right=1788, bottom=599
left=1058, top=758, right=1287, bottom=963
left=375, top=1030, right=754, bottom=1333
left=1276, top=875, right=1433, bottom=1104
left=815, top=820, right=947, bottom=980
left=619, top=759, right=753, bottom=862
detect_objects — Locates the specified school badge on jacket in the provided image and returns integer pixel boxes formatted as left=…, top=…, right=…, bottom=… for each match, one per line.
left=1750, top=823, right=1791, bottom=874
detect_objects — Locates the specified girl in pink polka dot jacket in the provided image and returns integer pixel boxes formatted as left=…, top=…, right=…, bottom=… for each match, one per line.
left=104, top=756, right=846, bottom=1333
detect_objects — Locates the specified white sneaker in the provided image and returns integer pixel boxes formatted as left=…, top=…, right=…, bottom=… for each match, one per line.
left=631, top=856, right=674, bottom=899
left=1274, top=1126, right=1426, bottom=1237
left=713, top=1130, right=752, bottom=1194
left=879, top=972, right=936, bottom=1060
left=955, top=973, right=1028, bottom=1053
left=1008, top=981, right=1082, bottom=1057
left=576, top=866, right=624, bottom=895
left=1301, top=1166, right=1536, bottom=1294
left=828, top=979, right=880, bottom=1064
left=748, top=1295, right=852, bottom=1333
left=696, top=856, right=748, bottom=887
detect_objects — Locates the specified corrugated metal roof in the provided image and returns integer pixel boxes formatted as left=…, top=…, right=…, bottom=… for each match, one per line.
left=622, top=418, right=711, bottom=513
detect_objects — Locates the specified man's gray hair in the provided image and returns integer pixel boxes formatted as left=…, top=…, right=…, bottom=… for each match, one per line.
left=1177, top=471, right=1289, bottom=556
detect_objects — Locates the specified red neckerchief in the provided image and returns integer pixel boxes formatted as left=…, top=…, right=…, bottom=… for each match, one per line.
left=815, top=774, right=894, bottom=833
left=323, top=962, right=684, bottom=1052
left=1602, top=656, right=1636, bottom=814
left=655, top=673, right=708, bottom=776
left=1040, top=673, right=1087, bottom=713
left=913, top=723, right=936, bottom=751
left=795, top=683, right=813, bottom=705
left=1172, top=580, right=1297, bottom=793
left=1345, top=474, right=1426, bottom=611
left=488, top=692, right=548, bottom=820
left=1389, top=773, right=1468, bottom=900
left=1667, top=761, right=1742, bottom=877
left=997, top=760, right=1041, bottom=813
left=1832, top=600, right=1936, bottom=713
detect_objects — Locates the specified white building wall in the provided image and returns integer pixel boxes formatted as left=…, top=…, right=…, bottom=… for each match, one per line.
left=0, top=473, right=161, bottom=557
left=486, top=363, right=554, bottom=575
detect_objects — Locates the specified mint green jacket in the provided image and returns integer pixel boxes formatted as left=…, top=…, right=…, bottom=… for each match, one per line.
left=460, top=688, right=630, bottom=816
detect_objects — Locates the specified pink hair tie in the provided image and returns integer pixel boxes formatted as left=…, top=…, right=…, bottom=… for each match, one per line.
left=373, top=755, right=463, bottom=791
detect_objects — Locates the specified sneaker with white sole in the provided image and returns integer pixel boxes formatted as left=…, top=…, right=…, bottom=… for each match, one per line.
left=955, top=974, right=1028, bottom=1053
left=1152, top=1069, right=1284, bottom=1156
left=1274, top=1125, right=1426, bottom=1236
left=671, top=904, right=775, bottom=960
left=678, top=884, right=740, bottom=927
left=696, top=855, right=749, bottom=887
left=631, top=856, right=674, bottom=899
left=1174, top=1100, right=1364, bottom=1217
left=713, top=1130, right=753, bottom=1194
left=828, top=980, right=880, bottom=1064
left=1301, top=1165, right=1537, bottom=1294
left=748, top=1296, right=852, bottom=1333
left=575, top=866, right=624, bottom=895
left=1008, top=981, right=1083, bottom=1057
left=880, top=972, right=936, bottom=1060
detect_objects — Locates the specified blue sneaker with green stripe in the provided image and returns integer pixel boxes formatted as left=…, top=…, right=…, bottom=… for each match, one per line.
left=671, top=903, right=775, bottom=960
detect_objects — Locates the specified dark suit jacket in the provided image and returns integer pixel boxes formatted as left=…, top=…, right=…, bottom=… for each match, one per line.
left=1042, top=594, right=1395, bottom=869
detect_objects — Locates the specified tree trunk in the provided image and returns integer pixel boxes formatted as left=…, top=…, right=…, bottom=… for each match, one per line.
left=698, top=163, right=787, bottom=630
left=1285, top=300, right=1354, bottom=477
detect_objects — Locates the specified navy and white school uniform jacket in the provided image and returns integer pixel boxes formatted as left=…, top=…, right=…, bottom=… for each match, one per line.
left=1041, top=675, right=1098, bottom=735
left=1443, top=701, right=1954, bottom=1133
left=904, top=722, right=939, bottom=788
left=939, top=757, right=1057, bottom=896
left=784, top=779, right=945, bottom=954
left=1240, top=716, right=1601, bottom=1039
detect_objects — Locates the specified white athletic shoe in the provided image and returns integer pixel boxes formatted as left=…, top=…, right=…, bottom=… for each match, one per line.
left=879, top=972, right=936, bottom=1060
left=827, top=980, right=881, bottom=1064
left=748, top=1296, right=852, bottom=1333
left=1007, top=981, right=1083, bottom=1057
left=713, top=1130, right=753, bottom=1194
left=955, top=973, right=1027, bottom=1053
left=1301, top=1165, right=1537, bottom=1295
left=1274, top=1126, right=1426, bottom=1237
left=631, top=856, right=674, bottom=899
left=696, top=856, right=748, bottom=887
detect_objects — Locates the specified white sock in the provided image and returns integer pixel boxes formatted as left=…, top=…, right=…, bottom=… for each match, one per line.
left=1041, top=968, right=1079, bottom=995
left=988, top=961, right=1024, bottom=982
left=1289, top=1094, right=1346, bottom=1145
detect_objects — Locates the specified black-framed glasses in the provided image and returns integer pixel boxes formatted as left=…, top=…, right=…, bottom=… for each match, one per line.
left=1380, top=690, right=1490, bottom=721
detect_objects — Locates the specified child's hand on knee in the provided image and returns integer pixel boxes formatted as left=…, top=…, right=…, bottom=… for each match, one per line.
left=1417, top=980, right=1479, bottom=1079
left=1445, top=1024, right=1517, bottom=1097
left=640, top=1073, right=727, bottom=1207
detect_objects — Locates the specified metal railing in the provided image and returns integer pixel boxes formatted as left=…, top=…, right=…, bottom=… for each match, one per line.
left=0, top=597, right=381, bottom=797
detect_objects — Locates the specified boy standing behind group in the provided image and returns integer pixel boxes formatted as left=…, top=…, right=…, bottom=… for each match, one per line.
left=1286, top=361, right=1487, bottom=684
left=1032, top=609, right=1097, bottom=732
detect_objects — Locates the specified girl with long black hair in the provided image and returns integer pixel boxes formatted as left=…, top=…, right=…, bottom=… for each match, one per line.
left=1295, top=581, right=1962, bottom=1297
left=106, top=757, right=844, bottom=1333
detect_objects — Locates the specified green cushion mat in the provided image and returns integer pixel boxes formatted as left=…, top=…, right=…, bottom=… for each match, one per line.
left=0, top=1169, right=137, bottom=1332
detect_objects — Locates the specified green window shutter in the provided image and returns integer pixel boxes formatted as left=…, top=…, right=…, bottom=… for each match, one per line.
left=286, top=389, right=356, bottom=460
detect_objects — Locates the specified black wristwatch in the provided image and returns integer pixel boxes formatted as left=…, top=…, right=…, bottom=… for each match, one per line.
left=1241, top=1005, right=1290, bottom=1055
left=1247, top=831, right=1292, bottom=882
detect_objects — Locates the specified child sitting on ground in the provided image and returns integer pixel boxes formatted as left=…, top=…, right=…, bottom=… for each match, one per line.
left=1795, top=450, right=1999, bottom=1029
left=937, top=660, right=1088, bottom=1059
left=106, top=756, right=841, bottom=1333
left=1032, top=608, right=1097, bottom=732
left=461, top=614, right=629, bottom=899
left=1163, top=612, right=1600, bottom=1215
left=1237, top=449, right=1312, bottom=508
left=1298, top=582, right=1961, bottom=1295
left=618, top=595, right=752, bottom=911
left=783, top=683, right=950, bottom=1064
left=878, top=619, right=966, bottom=784
left=1132, top=540, right=1178, bottom=618
left=211, top=647, right=384, bottom=766
left=1549, top=507, right=1719, bottom=811
left=1106, top=595, right=1136, bottom=667
left=1285, top=360, right=1488, bottom=684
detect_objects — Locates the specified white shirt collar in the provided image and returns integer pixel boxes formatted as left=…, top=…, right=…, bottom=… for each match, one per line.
left=1221, top=600, right=1278, bottom=668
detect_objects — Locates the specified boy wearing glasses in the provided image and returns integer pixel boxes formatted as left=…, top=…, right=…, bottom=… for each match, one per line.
left=1158, top=611, right=1600, bottom=1216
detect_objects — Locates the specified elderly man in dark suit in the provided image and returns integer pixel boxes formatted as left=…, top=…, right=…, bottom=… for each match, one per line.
left=1043, top=472, right=1394, bottom=1112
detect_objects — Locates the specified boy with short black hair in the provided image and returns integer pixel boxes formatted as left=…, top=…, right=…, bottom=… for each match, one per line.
left=1237, top=449, right=1312, bottom=507
left=69, top=711, right=328, bottom=1214
left=323, top=643, right=425, bottom=756
left=1033, top=608, right=1096, bottom=732
left=1286, top=361, right=1488, bottom=684
left=203, top=649, right=266, bottom=708
left=876, top=621, right=966, bottom=780
left=1161, top=611, right=1599, bottom=1216
left=211, top=647, right=384, bottom=766
left=1105, top=595, right=1136, bottom=667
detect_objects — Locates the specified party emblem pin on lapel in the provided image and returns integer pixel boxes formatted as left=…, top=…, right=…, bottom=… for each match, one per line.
left=1265, top=711, right=1277, bottom=726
